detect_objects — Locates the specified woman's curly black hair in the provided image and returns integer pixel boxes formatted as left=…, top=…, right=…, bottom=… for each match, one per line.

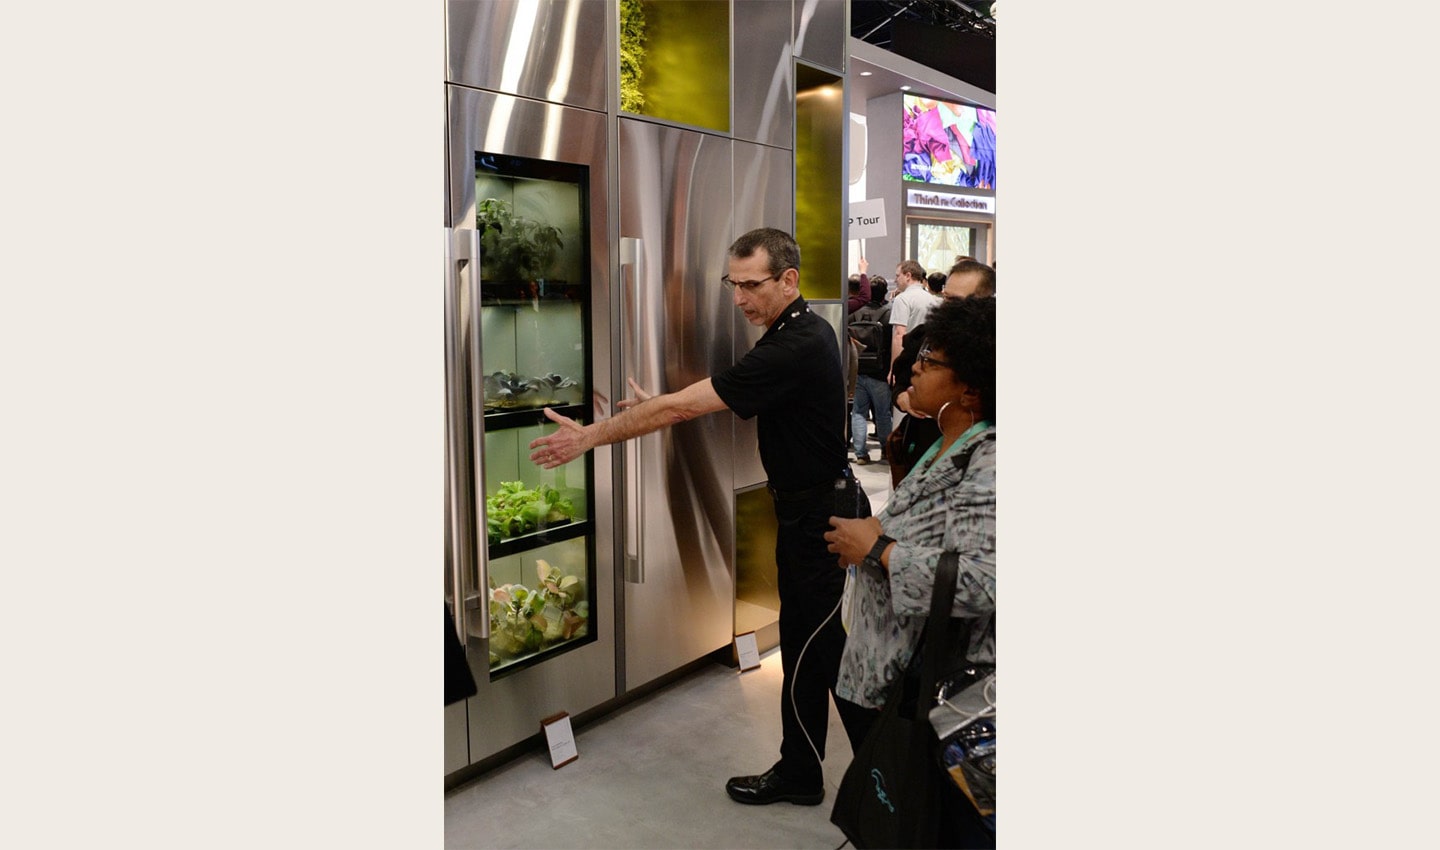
left=922, top=296, right=996, bottom=423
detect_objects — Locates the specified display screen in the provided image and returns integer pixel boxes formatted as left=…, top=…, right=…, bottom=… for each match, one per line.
left=902, top=95, right=995, bottom=190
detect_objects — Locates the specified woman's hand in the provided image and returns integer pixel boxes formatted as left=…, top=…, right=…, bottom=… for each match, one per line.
left=895, top=387, right=927, bottom=417
left=824, top=516, right=885, bottom=569
left=528, top=407, right=591, bottom=469
left=616, top=376, right=654, bottom=411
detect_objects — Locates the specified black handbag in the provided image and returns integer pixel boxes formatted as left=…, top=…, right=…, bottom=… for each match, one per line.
left=445, top=605, right=478, bottom=706
left=830, top=551, right=969, bottom=849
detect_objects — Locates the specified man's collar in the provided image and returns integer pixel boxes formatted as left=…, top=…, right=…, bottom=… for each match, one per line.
left=764, top=296, right=809, bottom=333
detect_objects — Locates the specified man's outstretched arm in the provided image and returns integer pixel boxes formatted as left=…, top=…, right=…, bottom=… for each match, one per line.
left=528, top=378, right=728, bottom=469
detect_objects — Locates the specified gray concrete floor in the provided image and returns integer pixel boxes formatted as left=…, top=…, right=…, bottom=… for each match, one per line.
left=444, top=428, right=895, bottom=849
left=444, top=649, right=854, bottom=850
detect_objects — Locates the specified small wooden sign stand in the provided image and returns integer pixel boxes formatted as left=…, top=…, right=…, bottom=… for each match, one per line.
left=540, top=711, right=579, bottom=769
left=734, top=631, right=761, bottom=672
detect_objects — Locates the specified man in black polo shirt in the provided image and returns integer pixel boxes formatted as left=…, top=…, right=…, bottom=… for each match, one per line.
left=529, top=227, right=871, bottom=806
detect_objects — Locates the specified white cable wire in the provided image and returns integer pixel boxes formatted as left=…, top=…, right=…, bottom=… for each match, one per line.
left=788, top=475, right=866, bottom=771
left=790, top=591, right=844, bottom=770
left=937, top=674, right=996, bottom=731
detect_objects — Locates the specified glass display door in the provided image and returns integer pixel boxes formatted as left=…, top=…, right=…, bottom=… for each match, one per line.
left=445, top=85, right=615, bottom=770
left=474, top=153, right=595, bottom=675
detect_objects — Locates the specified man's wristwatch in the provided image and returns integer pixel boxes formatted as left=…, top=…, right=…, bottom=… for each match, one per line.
left=863, top=535, right=896, bottom=572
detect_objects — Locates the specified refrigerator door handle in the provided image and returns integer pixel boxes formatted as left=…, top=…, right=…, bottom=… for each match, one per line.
left=619, top=236, right=645, bottom=584
left=451, top=226, right=490, bottom=639
left=443, top=227, right=466, bottom=642
left=464, top=227, right=492, bottom=638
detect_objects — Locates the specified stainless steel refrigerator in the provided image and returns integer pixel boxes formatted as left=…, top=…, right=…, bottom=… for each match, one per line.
left=444, top=0, right=797, bottom=778
left=443, top=84, right=617, bottom=771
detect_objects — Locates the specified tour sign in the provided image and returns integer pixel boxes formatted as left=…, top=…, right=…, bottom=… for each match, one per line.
left=848, top=198, right=887, bottom=240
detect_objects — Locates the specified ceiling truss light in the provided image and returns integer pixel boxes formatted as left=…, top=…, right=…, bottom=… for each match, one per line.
left=851, top=0, right=996, bottom=46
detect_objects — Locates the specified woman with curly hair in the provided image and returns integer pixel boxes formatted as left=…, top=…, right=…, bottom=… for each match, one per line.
left=824, top=295, right=996, bottom=848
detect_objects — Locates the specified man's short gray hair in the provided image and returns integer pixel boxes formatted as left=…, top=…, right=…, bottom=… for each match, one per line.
left=729, top=228, right=800, bottom=276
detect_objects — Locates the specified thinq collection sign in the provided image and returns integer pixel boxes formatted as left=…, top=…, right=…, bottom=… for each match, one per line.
left=906, top=189, right=994, bottom=215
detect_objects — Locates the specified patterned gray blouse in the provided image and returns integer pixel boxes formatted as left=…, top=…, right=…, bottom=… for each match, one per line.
left=835, top=426, right=996, bottom=709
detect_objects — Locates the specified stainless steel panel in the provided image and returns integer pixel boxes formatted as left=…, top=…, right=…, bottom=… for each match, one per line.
left=811, top=301, right=846, bottom=371
left=446, top=85, right=617, bottom=767
left=446, top=89, right=611, bottom=230
left=730, top=141, right=792, bottom=492
left=618, top=118, right=735, bottom=691
left=794, top=0, right=846, bottom=74
left=446, top=0, right=608, bottom=112
left=733, top=0, right=794, bottom=149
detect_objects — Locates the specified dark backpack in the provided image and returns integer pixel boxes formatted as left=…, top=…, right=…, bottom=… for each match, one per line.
left=848, top=304, right=891, bottom=378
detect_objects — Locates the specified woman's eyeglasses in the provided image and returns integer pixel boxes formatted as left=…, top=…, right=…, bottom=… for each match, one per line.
left=720, top=273, right=781, bottom=291
left=915, top=347, right=953, bottom=371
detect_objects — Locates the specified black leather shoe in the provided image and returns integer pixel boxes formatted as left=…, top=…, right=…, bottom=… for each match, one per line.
left=725, top=768, right=824, bottom=806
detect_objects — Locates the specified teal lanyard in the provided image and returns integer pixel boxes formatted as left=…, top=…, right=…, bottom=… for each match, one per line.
left=913, top=420, right=992, bottom=475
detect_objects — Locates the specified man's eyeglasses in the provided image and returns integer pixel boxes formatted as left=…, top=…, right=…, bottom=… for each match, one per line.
left=915, top=347, right=953, bottom=371
left=720, top=273, right=782, bottom=292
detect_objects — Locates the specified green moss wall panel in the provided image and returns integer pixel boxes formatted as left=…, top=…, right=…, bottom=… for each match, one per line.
left=631, top=0, right=730, bottom=132
left=795, top=75, right=843, bottom=302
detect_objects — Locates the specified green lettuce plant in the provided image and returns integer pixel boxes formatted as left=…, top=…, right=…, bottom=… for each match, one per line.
left=485, top=481, right=577, bottom=545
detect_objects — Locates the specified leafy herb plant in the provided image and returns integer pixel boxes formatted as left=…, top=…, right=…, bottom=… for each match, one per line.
left=485, top=480, right=577, bottom=545
left=475, top=197, right=564, bottom=281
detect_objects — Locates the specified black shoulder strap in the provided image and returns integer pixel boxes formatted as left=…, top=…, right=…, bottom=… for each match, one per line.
left=915, top=551, right=960, bottom=720
left=900, top=434, right=994, bottom=717
left=912, top=437, right=993, bottom=717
